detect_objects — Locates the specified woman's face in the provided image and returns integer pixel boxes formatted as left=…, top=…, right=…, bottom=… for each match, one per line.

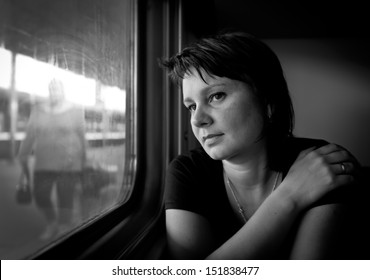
left=182, top=69, right=267, bottom=162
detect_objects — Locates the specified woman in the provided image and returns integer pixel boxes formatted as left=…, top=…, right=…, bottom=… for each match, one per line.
left=161, top=31, right=361, bottom=259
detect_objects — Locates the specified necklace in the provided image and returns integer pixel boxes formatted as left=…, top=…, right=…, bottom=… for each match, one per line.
left=224, top=171, right=280, bottom=223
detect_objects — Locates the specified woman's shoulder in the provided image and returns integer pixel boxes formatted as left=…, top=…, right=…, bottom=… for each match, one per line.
left=275, top=137, right=329, bottom=173
left=284, top=136, right=328, bottom=160
left=285, top=137, right=329, bottom=153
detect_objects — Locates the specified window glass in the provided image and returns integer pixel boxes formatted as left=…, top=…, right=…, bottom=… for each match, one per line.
left=0, top=0, right=136, bottom=259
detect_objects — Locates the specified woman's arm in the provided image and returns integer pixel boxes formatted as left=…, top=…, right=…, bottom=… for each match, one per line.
left=165, top=191, right=345, bottom=259
left=289, top=203, right=349, bottom=259
left=207, top=188, right=300, bottom=259
left=166, top=209, right=216, bottom=259
left=166, top=188, right=300, bottom=259
left=166, top=144, right=358, bottom=259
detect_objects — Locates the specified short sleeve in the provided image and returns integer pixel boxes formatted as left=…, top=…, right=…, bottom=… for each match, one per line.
left=164, top=154, right=207, bottom=215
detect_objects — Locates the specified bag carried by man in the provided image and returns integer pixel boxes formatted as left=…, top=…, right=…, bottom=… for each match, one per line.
left=15, top=171, right=32, bottom=205
left=15, top=182, right=32, bottom=205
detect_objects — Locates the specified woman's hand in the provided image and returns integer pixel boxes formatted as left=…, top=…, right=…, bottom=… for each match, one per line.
left=280, top=143, right=359, bottom=210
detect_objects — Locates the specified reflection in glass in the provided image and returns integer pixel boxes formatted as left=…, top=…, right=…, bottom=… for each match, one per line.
left=0, top=48, right=11, bottom=89
left=0, top=0, right=135, bottom=259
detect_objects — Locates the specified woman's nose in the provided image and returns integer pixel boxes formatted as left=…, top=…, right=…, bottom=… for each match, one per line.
left=191, top=106, right=212, bottom=128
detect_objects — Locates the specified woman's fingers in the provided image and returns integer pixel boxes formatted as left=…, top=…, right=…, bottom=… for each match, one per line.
left=335, top=174, right=355, bottom=187
left=314, top=143, right=343, bottom=155
left=299, top=144, right=359, bottom=176
left=315, top=143, right=359, bottom=165
left=333, top=162, right=355, bottom=175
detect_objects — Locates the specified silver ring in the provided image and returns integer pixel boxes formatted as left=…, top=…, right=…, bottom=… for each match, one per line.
left=341, top=163, right=346, bottom=173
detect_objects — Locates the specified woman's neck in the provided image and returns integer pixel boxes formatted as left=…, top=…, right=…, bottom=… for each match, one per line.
left=222, top=142, right=281, bottom=220
left=222, top=141, right=271, bottom=191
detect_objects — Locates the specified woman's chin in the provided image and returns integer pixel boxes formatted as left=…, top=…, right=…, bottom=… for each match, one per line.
left=204, top=146, right=229, bottom=161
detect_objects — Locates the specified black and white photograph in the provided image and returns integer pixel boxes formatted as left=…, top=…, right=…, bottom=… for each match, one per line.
left=1, top=0, right=370, bottom=278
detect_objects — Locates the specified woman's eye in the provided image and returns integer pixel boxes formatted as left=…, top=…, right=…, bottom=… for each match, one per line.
left=187, top=104, right=196, bottom=112
left=209, top=92, right=225, bottom=103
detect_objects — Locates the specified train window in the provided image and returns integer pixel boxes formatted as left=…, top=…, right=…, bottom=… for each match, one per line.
left=0, top=0, right=136, bottom=259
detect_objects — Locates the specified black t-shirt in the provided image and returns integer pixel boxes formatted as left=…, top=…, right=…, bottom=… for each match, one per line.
left=164, top=137, right=360, bottom=258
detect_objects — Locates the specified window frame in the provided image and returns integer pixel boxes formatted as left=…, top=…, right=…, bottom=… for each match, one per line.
left=32, top=0, right=183, bottom=260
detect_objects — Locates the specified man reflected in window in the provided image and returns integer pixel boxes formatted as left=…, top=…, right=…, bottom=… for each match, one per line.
left=18, top=78, right=87, bottom=240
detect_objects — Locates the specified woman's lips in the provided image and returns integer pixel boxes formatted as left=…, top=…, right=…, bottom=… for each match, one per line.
left=202, top=133, right=224, bottom=144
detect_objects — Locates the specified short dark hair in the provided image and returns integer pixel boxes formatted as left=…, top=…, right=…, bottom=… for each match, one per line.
left=160, top=31, right=294, bottom=154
